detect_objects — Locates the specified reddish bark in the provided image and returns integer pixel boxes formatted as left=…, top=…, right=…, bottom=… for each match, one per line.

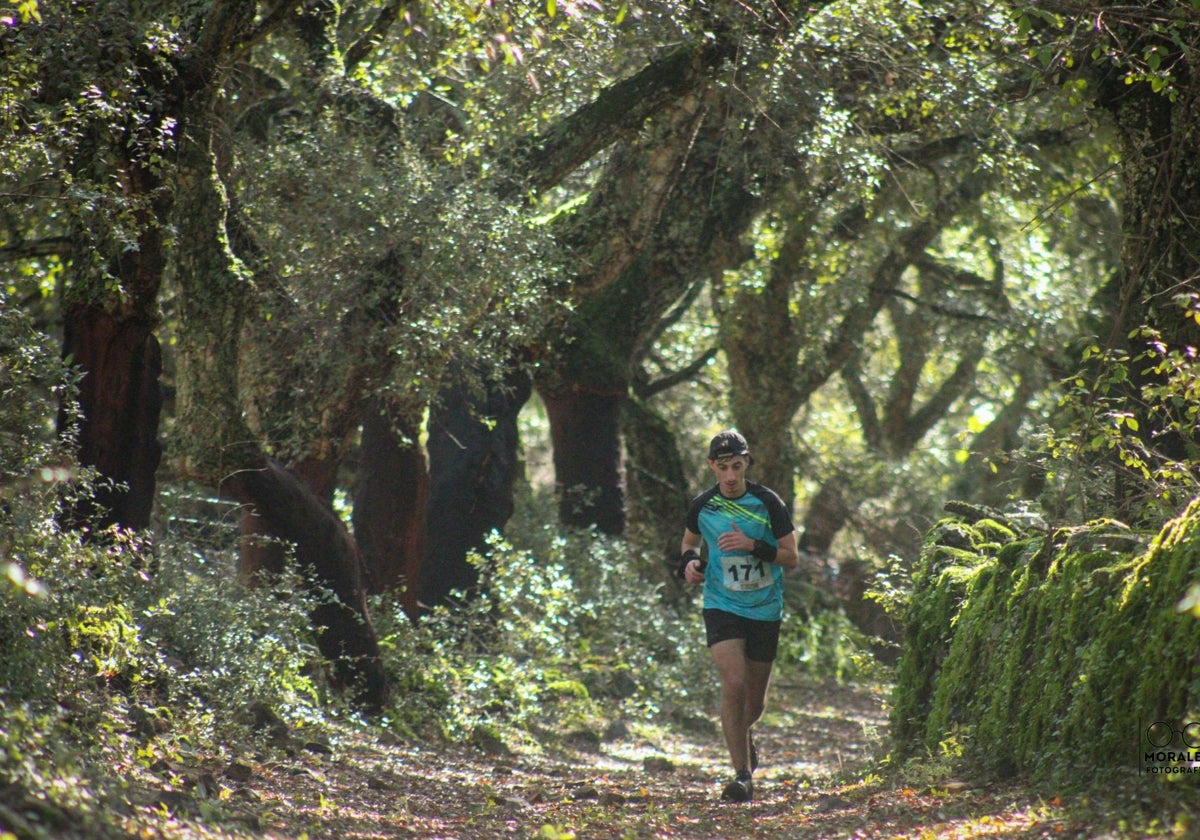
left=799, top=481, right=900, bottom=659
left=292, top=457, right=340, bottom=503
left=59, top=304, right=163, bottom=531
left=622, top=396, right=691, bottom=588
left=540, top=388, right=626, bottom=535
left=798, top=482, right=852, bottom=558
left=237, top=504, right=288, bottom=581
left=227, top=458, right=389, bottom=712
left=238, top=456, right=341, bottom=581
left=56, top=125, right=169, bottom=534
left=353, top=402, right=428, bottom=617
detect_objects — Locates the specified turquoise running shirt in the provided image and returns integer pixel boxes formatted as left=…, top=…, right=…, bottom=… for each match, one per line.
left=685, top=481, right=795, bottom=621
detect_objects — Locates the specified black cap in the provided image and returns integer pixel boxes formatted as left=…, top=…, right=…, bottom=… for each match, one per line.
left=708, top=430, right=750, bottom=460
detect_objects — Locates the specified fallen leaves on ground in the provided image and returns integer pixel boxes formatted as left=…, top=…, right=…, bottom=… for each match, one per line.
left=111, top=680, right=1199, bottom=839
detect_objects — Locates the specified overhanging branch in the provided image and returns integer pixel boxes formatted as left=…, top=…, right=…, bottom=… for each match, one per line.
left=344, top=0, right=415, bottom=74
left=635, top=346, right=720, bottom=399
left=886, top=288, right=1002, bottom=323
left=497, top=38, right=734, bottom=199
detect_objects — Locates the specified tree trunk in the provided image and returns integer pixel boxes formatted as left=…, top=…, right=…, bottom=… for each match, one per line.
left=774, top=176, right=998, bottom=653
left=237, top=504, right=287, bottom=581
left=59, top=306, right=163, bottom=531
left=419, top=363, right=533, bottom=609
left=353, top=399, right=428, bottom=617
left=291, top=456, right=339, bottom=502
left=798, top=478, right=900, bottom=659
left=798, top=481, right=852, bottom=556
left=621, top=395, right=691, bottom=585
left=722, top=254, right=803, bottom=509
left=1098, top=57, right=1200, bottom=483
left=951, top=374, right=1041, bottom=507
left=536, top=91, right=758, bottom=537
left=171, top=82, right=387, bottom=710
left=238, top=454, right=341, bottom=581
left=540, top=387, right=627, bottom=535
left=226, top=458, right=388, bottom=711
left=58, top=144, right=168, bottom=533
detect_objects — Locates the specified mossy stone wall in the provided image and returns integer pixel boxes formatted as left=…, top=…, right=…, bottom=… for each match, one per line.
left=891, top=498, right=1200, bottom=779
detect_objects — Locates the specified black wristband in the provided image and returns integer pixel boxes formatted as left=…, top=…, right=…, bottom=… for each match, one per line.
left=752, top=539, right=776, bottom=563
left=677, top=548, right=701, bottom=579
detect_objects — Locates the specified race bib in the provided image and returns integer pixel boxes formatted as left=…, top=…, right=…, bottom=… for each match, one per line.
left=720, top=554, right=771, bottom=591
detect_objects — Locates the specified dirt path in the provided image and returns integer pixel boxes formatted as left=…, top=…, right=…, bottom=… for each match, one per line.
left=200, top=680, right=885, bottom=839
left=145, top=680, right=1194, bottom=839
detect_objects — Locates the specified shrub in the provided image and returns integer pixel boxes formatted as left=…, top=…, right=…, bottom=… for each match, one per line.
left=376, top=529, right=715, bottom=745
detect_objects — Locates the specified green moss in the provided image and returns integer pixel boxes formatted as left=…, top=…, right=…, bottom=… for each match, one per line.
left=889, top=522, right=998, bottom=752
left=973, top=518, right=1017, bottom=543
left=891, top=499, right=1200, bottom=781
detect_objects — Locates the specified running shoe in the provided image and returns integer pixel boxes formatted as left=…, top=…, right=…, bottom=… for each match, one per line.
left=721, top=772, right=754, bottom=802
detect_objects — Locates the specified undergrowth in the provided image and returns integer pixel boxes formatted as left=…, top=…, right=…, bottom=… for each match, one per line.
left=2, top=483, right=867, bottom=837
left=372, top=528, right=873, bottom=752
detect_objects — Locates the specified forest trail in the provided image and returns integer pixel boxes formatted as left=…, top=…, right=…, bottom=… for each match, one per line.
left=139, top=679, right=1191, bottom=839
left=228, top=680, right=889, bottom=839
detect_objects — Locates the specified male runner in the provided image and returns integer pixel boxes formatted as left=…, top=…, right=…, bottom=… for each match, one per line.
left=678, top=430, right=799, bottom=802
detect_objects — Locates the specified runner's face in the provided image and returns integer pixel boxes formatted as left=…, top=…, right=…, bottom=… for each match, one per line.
left=708, top=455, right=749, bottom=497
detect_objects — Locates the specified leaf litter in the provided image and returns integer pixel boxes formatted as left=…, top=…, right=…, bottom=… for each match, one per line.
left=111, top=680, right=1200, bottom=839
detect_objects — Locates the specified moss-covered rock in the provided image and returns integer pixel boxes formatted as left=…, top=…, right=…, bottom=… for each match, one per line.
left=891, top=497, right=1200, bottom=780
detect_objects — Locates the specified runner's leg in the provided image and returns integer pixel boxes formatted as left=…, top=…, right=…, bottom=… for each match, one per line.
left=744, top=659, right=773, bottom=728
left=744, top=659, right=773, bottom=769
left=710, top=638, right=751, bottom=773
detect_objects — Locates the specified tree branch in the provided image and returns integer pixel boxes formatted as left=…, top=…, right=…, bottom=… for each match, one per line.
left=841, top=350, right=882, bottom=451
left=236, top=0, right=307, bottom=57
left=0, top=237, right=71, bottom=261
left=635, top=346, right=720, bottom=399
left=831, top=129, right=1070, bottom=241
left=497, top=38, right=734, bottom=199
left=885, top=288, right=1003, bottom=323
left=882, top=294, right=928, bottom=433
left=635, top=281, right=707, bottom=366
left=796, top=168, right=996, bottom=405
left=344, top=0, right=413, bottom=74
left=903, top=339, right=987, bottom=449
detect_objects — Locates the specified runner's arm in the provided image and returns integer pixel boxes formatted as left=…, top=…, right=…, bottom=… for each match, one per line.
left=769, top=530, right=801, bottom=570
left=678, top=529, right=706, bottom=583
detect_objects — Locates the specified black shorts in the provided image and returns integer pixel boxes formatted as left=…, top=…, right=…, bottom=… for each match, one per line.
left=703, top=608, right=782, bottom=663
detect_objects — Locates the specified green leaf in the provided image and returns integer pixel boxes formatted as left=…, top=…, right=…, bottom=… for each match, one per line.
left=17, top=0, right=39, bottom=23
left=1178, top=583, right=1200, bottom=616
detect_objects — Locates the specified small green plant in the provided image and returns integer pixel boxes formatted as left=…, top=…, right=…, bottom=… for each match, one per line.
left=777, top=606, right=876, bottom=684
left=0, top=406, right=330, bottom=838
left=377, top=529, right=715, bottom=746
left=537, top=825, right=577, bottom=840
left=1033, top=315, right=1200, bottom=525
